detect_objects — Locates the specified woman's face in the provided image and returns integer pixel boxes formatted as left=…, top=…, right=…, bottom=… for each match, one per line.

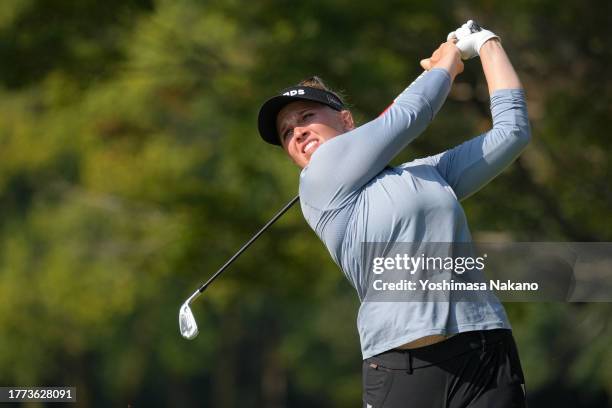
left=276, top=100, right=354, bottom=168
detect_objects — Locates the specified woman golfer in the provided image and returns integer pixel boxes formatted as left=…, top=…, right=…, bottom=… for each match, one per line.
left=258, top=21, right=529, bottom=407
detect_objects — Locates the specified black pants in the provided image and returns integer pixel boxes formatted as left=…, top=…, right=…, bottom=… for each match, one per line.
left=362, top=329, right=526, bottom=408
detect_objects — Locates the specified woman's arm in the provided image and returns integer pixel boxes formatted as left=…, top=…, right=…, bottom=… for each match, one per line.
left=419, top=40, right=531, bottom=200
left=300, top=42, right=462, bottom=211
left=480, top=39, right=522, bottom=93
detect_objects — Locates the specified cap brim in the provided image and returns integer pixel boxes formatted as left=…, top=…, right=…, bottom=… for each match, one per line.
left=257, top=95, right=307, bottom=146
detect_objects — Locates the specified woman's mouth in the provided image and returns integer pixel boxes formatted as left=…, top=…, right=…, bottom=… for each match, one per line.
left=303, top=139, right=319, bottom=155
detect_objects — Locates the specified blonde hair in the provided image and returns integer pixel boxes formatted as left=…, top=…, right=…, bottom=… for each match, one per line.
left=298, top=76, right=347, bottom=108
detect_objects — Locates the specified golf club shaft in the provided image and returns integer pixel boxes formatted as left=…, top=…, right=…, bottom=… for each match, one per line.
left=188, top=195, right=300, bottom=303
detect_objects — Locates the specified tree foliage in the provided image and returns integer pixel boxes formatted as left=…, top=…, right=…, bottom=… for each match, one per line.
left=0, top=0, right=610, bottom=406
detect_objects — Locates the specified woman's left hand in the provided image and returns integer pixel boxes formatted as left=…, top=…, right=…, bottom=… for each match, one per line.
left=448, top=20, right=501, bottom=60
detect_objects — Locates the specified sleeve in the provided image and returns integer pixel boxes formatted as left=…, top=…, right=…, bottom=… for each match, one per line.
left=299, top=68, right=452, bottom=210
left=420, top=88, right=531, bottom=201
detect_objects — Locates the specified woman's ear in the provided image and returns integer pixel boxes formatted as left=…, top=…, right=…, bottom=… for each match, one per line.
left=340, top=110, right=355, bottom=131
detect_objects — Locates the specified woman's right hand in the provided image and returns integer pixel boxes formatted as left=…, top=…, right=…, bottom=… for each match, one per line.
left=420, top=40, right=464, bottom=80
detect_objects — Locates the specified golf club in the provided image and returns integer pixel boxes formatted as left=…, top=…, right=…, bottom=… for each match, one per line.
left=179, top=194, right=300, bottom=339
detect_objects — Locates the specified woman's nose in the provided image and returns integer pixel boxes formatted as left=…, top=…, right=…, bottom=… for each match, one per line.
left=294, top=126, right=309, bottom=141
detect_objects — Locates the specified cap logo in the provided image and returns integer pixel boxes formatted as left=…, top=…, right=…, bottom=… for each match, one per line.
left=283, top=89, right=305, bottom=96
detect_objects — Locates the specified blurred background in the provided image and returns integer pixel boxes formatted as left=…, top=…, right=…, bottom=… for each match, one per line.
left=0, top=0, right=610, bottom=406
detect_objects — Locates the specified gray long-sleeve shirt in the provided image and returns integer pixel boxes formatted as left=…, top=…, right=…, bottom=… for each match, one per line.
left=298, top=68, right=531, bottom=359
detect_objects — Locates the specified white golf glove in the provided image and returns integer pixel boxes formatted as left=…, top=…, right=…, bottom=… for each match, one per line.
left=447, top=20, right=500, bottom=60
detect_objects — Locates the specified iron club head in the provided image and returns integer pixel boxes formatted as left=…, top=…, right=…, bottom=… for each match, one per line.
left=179, top=301, right=199, bottom=340
left=178, top=196, right=299, bottom=340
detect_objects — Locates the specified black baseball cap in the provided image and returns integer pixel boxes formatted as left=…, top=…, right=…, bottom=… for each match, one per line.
left=258, top=85, right=345, bottom=146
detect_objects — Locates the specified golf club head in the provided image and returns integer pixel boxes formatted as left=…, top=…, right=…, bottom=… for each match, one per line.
left=179, top=302, right=199, bottom=340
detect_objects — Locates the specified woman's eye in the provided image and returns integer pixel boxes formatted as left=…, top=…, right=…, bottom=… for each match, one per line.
left=303, top=112, right=313, bottom=119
